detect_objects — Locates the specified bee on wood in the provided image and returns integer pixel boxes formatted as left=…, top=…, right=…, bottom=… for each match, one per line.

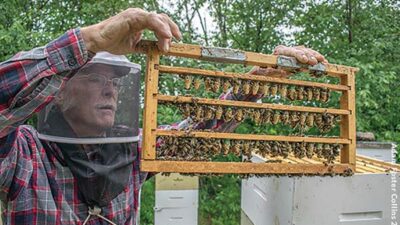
left=306, top=113, right=315, bottom=127
left=306, top=143, right=315, bottom=159
left=313, top=87, right=321, bottom=101
left=260, top=141, right=272, bottom=157
left=184, top=75, right=193, bottom=90
left=181, top=103, right=192, bottom=118
left=204, top=106, right=215, bottom=120
left=251, top=81, right=260, bottom=95
left=270, top=84, right=278, bottom=96
left=242, top=141, right=252, bottom=159
left=224, top=107, right=234, bottom=122
left=251, top=109, right=262, bottom=125
left=261, top=109, right=272, bottom=124
left=230, top=140, right=242, bottom=156
left=290, top=111, right=300, bottom=128
left=271, top=111, right=281, bottom=125
left=233, top=79, right=241, bottom=95
left=242, top=80, right=251, bottom=95
left=270, top=141, right=280, bottom=157
left=204, top=77, right=212, bottom=91
left=262, top=82, right=271, bottom=96
left=212, top=78, right=221, bottom=93
left=234, top=108, right=245, bottom=122
left=315, top=143, right=323, bottom=158
left=281, top=111, right=290, bottom=125
left=315, top=113, right=324, bottom=128
left=299, top=112, right=307, bottom=127
left=297, top=86, right=304, bottom=100
left=215, top=106, right=224, bottom=120
left=222, top=79, right=231, bottom=93
left=194, top=105, right=204, bottom=122
left=322, top=144, right=334, bottom=163
left=258, top=82, right=265, bottom=95
left=287, top=87, right=297, bottom=101
left=320, top=88, right=329, bottom=103
left=306, top=87, right=313, bottom=101
left=281, top=141, right=291, bottom=158
left=193, top=77, right=202, bottom=90
left=222, top=140, right=231, bottom=155
left=279, top=84, right=288, bottom=99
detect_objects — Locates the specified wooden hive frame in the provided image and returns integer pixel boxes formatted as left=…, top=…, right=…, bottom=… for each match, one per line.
left=136, top=40, right=358, bottom=175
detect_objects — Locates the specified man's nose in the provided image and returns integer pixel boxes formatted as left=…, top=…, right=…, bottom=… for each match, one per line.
left=102, top=81, right=118, bottom=97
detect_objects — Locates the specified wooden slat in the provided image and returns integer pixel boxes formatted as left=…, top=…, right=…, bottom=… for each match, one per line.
left=357, top=155, right=400, bottom=170
left=158, top=95, right=350, bottom=115
left=142, top=46, right=160, bottom=160
left=141, top=160, right=351, bottom=174
left=340, top=71, right=357, bottom=167
left=155, top=130, right=351, bottom=144
left=159, top=65, right=350, bottom=91
left=135, top=40, right=358, bottom=77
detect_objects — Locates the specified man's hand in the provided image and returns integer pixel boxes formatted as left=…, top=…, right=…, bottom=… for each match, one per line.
left=81, top=8, right=182, bottom=54
left=249, top=45, right=328, bottom=78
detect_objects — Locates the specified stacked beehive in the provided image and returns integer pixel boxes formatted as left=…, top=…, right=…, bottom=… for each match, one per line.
left=137, top=41, right=358, bottom=176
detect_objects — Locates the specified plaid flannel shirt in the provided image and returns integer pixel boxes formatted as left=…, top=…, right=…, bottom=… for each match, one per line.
left=0, top=28, right=261, bottom=225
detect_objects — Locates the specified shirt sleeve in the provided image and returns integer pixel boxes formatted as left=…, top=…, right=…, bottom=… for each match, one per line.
left=0, top=28, right=92, bottom=138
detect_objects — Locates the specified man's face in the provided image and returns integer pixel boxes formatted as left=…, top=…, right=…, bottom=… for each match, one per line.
left=58, top=65, right=121, bottom=137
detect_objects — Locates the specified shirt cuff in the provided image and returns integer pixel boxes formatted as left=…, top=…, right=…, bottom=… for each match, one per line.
left=45, top=28, right=93, bottom=74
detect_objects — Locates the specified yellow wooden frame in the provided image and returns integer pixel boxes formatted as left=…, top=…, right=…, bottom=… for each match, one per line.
left=137, top=40, right=358, bottom=175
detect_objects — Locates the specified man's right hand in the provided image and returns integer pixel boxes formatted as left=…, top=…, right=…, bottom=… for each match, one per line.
left=81, top=8, right=182, bottom=55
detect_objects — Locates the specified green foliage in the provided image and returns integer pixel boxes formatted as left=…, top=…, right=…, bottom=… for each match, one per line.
left=140, top=177, right=155, bottom=225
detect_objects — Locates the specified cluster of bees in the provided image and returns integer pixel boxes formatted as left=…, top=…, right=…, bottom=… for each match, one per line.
left=173, top=103, right=341, bottom=133
left=180, top=75, right=331, bottom=102
left=157, top=136, right=342, bottom=163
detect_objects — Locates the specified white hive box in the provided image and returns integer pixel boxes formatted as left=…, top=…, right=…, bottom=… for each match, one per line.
left=356, top=141, right=396, bottom=163
left=154, top=173, right=199, bottom=225
left=241, top=154, right=400, bottom=225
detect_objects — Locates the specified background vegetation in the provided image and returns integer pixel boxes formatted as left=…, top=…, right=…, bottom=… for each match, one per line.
left=1, top=0, right=398, bottom=224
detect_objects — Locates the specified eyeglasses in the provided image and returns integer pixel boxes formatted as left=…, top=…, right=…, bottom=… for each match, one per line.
left=78, top=74, right=122, bottom=90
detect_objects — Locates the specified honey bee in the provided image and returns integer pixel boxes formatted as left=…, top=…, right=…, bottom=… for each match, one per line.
left=306, top=143, right=315, bottom=159
left=270, top=141, right=280, bottom=157
left=320, top=88, right=329, bottom=103
left=184, top=75, right=193, bottom=90
left=222, top=140, right=231, bottom=155
left=306, top=87, right=313, bottom=101
left=261, top=109, right=272, bottom=124
left=242, top=80, right=251, bottom=95
left=299, top=142, right=307, bottom=158
left=212, top=78, right=221, bottom=93
left=251, top=81, right=260, bottom=95
left=222, top=79, right=231, bottom=93
left=281, top=141, right=291, bottom=158
left=323, top=144, right=334, bottom=163
left=194, top=105, right=204, bottom=122
left=289, top=111, right=300, bottom=128
left=242, top=141, right=252, bottom=159
left=258, top=82, right=266, bottom=95
left=297, top=86, right=304, bottom=100
left=234, top=108, right=245, bottom=122
left=215, top=106, right=224, bottom=120
left=193, top=77, right=202, bottom=90
left=233, top=79, right=241, bottom=95
left=224, top=107, right=234, bottom=122
left=306, top=113, right=315, bottom=127
left=281, top=111, right=290, bottom=125
left=181, top=103, right=192, bottom=118
left=204, top=77, right=212, bottom=91
left=315, top=143, right=323, bottom=158
left=271, top=111, right=281, bottom=125
left=287, top=87, right=297, bottom=101
left=260, top=141, right=272, bottom=157
left=204, top=106, right=215, bottom=120
left=315, top=113, right=324, bottom=128
left=279, top=85, right=288, bottom=99
left=313, top=87, right=321, bottom=101
left=263, top=82, right=271, bottom=96
left=230, top=140, right=242, bottom=156
left=299, top=112, right=307, bottom=127
left=270, top=84, right=278, bottom=96
left=252, top=109, right=262, bottom=125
